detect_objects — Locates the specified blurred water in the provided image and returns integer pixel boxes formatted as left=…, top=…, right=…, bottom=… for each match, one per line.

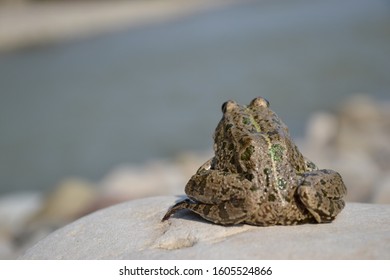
left=0, top=0, right=389, bottom=194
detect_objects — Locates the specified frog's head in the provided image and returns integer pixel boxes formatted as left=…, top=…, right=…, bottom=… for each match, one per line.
left=213, top=97, right=278, bottom=173
left=215, top=96, right=272, bottom=142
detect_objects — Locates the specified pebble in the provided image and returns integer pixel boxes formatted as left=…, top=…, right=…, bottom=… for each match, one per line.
left=371, top=175, right=390, bottom=204
left=0, top=192, right=43, bottom=234
left=98, top=162, right=185, bottom=201
left=30, top=178, right=97, bottom=226
left=0, top=192, right=43, bottom=259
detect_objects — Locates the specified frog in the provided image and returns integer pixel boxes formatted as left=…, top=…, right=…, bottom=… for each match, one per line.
left=162, top=97, right=346, bottom=226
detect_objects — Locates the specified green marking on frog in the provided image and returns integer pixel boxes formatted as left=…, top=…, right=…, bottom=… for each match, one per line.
left=269, top=143, right=285, bottom=162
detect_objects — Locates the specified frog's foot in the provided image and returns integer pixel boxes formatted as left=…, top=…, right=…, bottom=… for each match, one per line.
left=161, top=198, right=248, bottom=225
left=161, top=199, right=192, bottom=222
left=297, top=169, right=347, bottom=223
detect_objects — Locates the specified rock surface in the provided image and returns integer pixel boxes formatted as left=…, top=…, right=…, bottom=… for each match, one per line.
left=21, top=196, right=390, bottom=259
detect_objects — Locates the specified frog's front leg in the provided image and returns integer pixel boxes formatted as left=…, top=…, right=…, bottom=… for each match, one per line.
left=162, top=166, right=252, bottom=225
left=297, top=169, right=347, bottom=223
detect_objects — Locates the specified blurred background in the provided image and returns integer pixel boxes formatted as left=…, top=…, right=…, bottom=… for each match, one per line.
left=1, top=0, right=390, bottom=258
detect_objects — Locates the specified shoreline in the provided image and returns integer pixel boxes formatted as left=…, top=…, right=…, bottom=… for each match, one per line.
left=0, top=0, right=242, bottom=52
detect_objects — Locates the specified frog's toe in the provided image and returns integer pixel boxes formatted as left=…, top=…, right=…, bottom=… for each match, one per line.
left=161, top=199, right=193, bottom=221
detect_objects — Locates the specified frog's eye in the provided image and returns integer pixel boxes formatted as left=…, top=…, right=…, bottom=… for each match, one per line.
left=222, top=100, right=237, bottom=113
left=221, top=101, right=229, bottom=113
left=250, top=97, right=270, bottom=108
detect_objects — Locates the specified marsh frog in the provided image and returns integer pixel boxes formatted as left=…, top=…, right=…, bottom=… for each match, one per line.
left=162, top=97, right=346, bottom=226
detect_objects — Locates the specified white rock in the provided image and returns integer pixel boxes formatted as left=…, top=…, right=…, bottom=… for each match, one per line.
left=30, top=178, right=97, bottom=226
left=339, top=94, right=381, bottom=124
left=304, top=111, right=338, bottom=152
left=99, top=163, right=185, bottom=201
left=0, top=192, right=44, bottom=259
left=0, top=229, right=14, bottom=260
left=330, top=152, right=382, bottom=202
left=372, top=175, right=390, bottom=204
left=21, top=196, right=390, bottom=259
left=98, top=152, right=211, bottom=202
left=0, top=192, right=43, bottom=234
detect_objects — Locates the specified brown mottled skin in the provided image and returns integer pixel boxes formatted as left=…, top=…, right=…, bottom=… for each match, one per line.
left=162, top=97, right=346, bottom=226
